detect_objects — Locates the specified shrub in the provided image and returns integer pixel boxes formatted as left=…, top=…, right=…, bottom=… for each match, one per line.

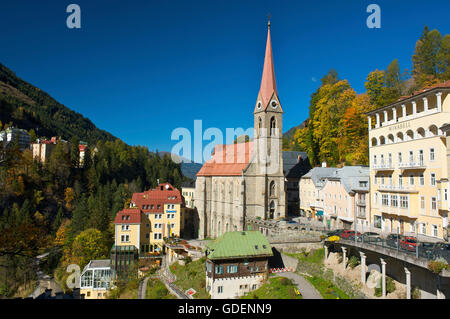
left=347, top=256, right=360, bottom=269
left=427, top=258, right=449, bottom=274
left=412, top=286, right=421, bottom=299
left=374, top=276, right=396, bottom=297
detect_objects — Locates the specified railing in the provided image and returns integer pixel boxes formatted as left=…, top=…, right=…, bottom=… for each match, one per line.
left=356, top=200, right=366, bottom=206
left=373, top=163, right=394, bottom=170
left=327, top=235, right=450, bottom=264
left=399, top=158, right=425, bottom=169
left=377, top=184, right=417, bottom=192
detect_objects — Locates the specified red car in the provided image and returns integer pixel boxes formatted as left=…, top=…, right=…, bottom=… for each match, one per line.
left=400, top=237, right=417, bottom=252
left=339, top=230, right=361, bottom=240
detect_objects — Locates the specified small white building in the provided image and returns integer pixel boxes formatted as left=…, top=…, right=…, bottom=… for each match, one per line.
left=80, top=259, right=113, bottom=299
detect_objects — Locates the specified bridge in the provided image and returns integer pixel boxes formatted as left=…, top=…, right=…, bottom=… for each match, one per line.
left=324, top=237, right=449, bottom=299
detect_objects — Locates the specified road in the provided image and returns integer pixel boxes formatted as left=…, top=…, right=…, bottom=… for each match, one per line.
left=28, top=252, right=63, bottom=298
left=274, top=272, right=323, bottom=299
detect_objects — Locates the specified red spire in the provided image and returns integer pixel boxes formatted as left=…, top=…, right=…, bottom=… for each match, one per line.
left=259, top=21, right=278, bottom=109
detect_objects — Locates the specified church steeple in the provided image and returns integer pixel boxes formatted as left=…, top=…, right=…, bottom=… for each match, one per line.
left=257, top=21, right=279, bottom=110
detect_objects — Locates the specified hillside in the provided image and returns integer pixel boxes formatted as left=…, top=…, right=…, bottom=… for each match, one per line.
left=0, top=63, right=116, bottom=144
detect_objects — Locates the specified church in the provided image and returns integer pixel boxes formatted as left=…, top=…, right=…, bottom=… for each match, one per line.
left=194, top=22, right=310, bottom=239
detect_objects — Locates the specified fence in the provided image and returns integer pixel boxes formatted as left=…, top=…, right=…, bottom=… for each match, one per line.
left=335, top=236, right=450, bottom=263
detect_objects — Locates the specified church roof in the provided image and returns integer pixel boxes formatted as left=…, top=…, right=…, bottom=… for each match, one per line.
left=259, top=22, right=278, bottom=110
left=196, top=142, right=253, bottom=176
left=283, top=151, right=311, bottom=179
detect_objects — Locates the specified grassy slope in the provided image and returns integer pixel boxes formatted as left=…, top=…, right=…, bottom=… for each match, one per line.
left=169, top=257, right=210, bottom=299
left=146, top=278, right=176, bottom=299
left=287, top=248, right=350, bottom=299
left=241, top=277, right=302, bottom=299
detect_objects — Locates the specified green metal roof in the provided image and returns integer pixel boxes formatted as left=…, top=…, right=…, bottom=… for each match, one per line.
left=206, top=231, right=273, bottom=260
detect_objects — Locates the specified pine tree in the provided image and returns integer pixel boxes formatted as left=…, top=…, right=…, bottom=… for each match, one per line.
left=412, top=26, right=443, bottom=89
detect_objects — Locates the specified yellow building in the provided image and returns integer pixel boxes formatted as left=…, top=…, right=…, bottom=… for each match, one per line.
left=366, top=82, right=450, bottom=240
left=113, top=183, right=185, bottom=254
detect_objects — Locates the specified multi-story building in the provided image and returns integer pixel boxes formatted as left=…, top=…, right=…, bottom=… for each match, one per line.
left=181, top=180, right=196, bottom=209
left=299, top=165, right=338, bottom=219
left=114, top=183, right=184, bottom=254
left=0, top=127, right=30, bottom=151
left=366, top=82, right=450, bottom=240
left=31, top=137, right=58, bottom=163
left=321, top=166, right=370, bottom=231
left=299, top=165, right=370, bottom=231
left=205, top=231, right=273, bottom=299
left=32, top=137, right=87, bottom=165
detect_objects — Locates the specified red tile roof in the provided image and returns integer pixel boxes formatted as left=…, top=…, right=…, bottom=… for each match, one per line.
left=196, top=141, right=253, bottom=176
left=131, top=183, right=182, bottom=213
left=114, top=208, right=141, bottom=224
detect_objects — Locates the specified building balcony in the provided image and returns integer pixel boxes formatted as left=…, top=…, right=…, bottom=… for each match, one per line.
left=356, top=212, right=366, bottom=218
left=379, top=205, right=411, bottom=217
left=377, top=184, right=418, bottom=193
left=399, top=159, right=426, bottom=170
left=373, top=163, right=395, bottom=171
left=356, top=200, right=366, bottom=206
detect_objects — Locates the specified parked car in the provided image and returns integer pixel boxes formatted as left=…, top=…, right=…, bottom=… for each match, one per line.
left=431, top=242, right=450, bottom=260
left=399, top=237, right=417, bottom=252
left=340, top=230, right=361, bottom=240
left=357, top=232, right=382, bottom=243
left=386, top=234, right=404, bottom=248
left=417, top=242, right=435, bottom=258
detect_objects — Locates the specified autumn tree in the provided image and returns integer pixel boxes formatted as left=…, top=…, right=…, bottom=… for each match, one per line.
left=70, top=228, right=109, bottom=269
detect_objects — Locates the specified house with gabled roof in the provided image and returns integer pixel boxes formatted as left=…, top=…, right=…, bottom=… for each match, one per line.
left=205, top=231, right=273, bottom=299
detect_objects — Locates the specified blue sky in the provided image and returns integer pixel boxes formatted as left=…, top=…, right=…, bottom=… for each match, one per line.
left=0, top=0, right=449, bottom=160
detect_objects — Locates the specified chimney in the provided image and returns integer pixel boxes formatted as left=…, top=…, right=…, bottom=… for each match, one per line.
left=322, top=162, right=327, bottom=168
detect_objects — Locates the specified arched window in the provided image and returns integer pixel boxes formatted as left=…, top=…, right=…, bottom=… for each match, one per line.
left=397, top=132, right=404, bottom=142
left=371, top=137, right=378, bottom=147
left=429, top=125, right=438, bottom=136
left=417, top=127, right=425, bottom=138
left=406, top=130, right=414, bottom=141
left=269, top=201, right=275, bottom=219
left=379, top=136, right=386, bottom=145
left=270, top=181, right=275, bottom=197
left=387, top=134, right=394, bottom=144
left=270, top=117, right=276, bottom=136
